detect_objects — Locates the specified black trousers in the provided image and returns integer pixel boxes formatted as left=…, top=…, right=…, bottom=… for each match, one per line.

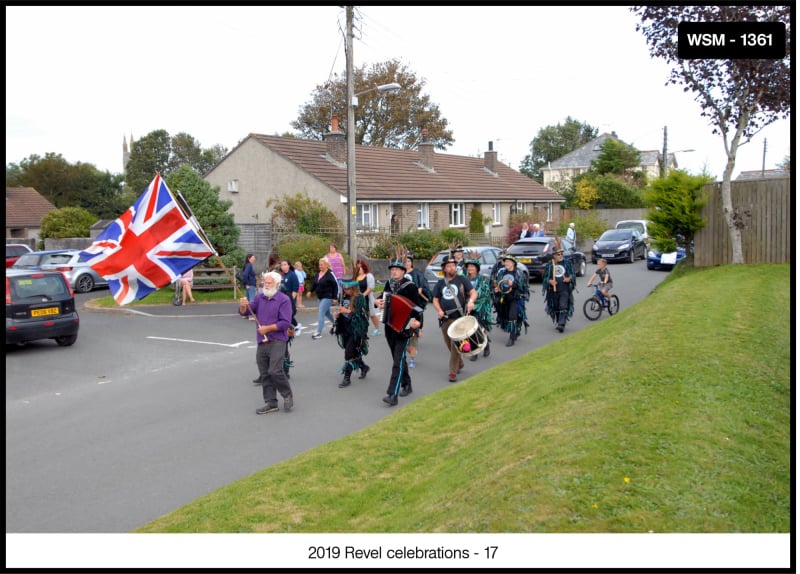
left=384, top=328, right=411, bottom=396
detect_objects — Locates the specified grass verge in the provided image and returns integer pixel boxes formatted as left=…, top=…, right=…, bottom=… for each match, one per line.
left=137, top=264, right=791, bottom=533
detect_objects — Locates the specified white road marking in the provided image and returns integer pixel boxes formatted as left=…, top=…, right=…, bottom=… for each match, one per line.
left=147, top=337, right=251, bottom=348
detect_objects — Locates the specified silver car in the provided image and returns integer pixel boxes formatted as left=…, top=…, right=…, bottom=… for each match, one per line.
left=39, top=250, right=109, bottom=293
left=424, top=245, right=502, bottom=291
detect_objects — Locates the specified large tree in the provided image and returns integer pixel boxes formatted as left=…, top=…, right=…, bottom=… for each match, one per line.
left=519, top=117, right=598, bottom=182
left=6, top=153, right=127, bottom=219
left=632, top=5, right=791, bottom=264
left=291, top=59, right=454, bottom=150
left=165, top=165, right=243, bottom=269
left=125, top=130, right=228, bottom=198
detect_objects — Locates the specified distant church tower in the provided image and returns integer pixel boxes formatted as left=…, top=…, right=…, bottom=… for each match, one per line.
left=122, top=133, right=134, bottom=174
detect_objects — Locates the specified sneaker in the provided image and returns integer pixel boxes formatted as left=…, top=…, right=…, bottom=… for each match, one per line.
left=248, top=316, right=256, bottom=321
left=311, top=333, right=322, bottom=340
left=408, top=358, right=416, bottom=369
left=382, top=394, right=398, bottom=406
left=256, top=404, right=279, bottom=415
left=283, top=394, right=294, bottom=412
left=294, top=326, right=302, bottom=336
left=372, top=329, right=381, bottom=337
left=448, top=372, right=457, bottom=382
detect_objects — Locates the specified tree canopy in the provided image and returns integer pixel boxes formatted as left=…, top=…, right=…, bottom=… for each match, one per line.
left=519, top=117, right=598, bottom=182
left=40, top=206, right=99, bottom=239
left=6, top=153, right=128, bottom=219
left=125, top=130, right=227, bottom=199
left=291, top=59, right=454, bottom=150
left=631, top=5, right=791, bottom=263
left=165, top=165, right=242, bottom=269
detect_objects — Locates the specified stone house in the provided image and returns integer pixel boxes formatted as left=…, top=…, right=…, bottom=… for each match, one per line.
left=204, top=120, right=566, bottom=248
left=540, top=132, right=677, bottom=188
left=5, top=187, right=56, bottom=243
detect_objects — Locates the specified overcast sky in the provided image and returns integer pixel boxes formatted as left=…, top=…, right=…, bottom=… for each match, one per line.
left=6, top=5, right=791, bottom=181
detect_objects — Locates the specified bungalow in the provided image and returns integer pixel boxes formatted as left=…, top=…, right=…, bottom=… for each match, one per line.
left=204, top=119, right=566, bottom=249
left=5, top=187, right=56, bottom=243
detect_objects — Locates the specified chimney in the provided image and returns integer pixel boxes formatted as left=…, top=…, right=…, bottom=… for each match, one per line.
left=325, top=115, right=346, bottom=163
left=418, top=128, right=435, bottom=171
left=484, top=140, right=497, bottom=173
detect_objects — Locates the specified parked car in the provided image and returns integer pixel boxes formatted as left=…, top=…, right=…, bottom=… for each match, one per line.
left=504, top=236, right=587, bottom=281
left=647, top=245, right=687, bottom=271
left=39, top=249, right=109, bottom=293
left=5, top=243, right=32, bottom=268
left=425, top=246, right=503, bottom=291
left=12, top=249, right=74, bottom=271
left=615, top=219, right=651, bottom=244
left=5, top=268, right=80, bottom=347
left=591, top=228, right=647, bottom=264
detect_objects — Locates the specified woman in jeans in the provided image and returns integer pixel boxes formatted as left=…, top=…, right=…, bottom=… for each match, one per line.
left=307, top=258, right=339, bottom=339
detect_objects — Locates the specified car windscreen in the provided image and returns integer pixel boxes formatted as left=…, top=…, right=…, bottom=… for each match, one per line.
left=507, top=241, right=551, bottom=255
left=599, top=230, right=631, bottom=241
left=616, top=222, right=644, bottom=233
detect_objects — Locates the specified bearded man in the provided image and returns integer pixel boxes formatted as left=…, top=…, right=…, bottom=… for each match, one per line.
left=432, top=255, right=476, bottom=382
left=239, top=271, right=294, bottom=414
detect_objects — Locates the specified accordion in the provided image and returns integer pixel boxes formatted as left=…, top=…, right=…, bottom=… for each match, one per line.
left=384, top=293, right=422, bottom=333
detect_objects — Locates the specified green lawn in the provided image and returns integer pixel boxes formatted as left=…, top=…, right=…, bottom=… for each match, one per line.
left=137, top=264, right=791, bottom=533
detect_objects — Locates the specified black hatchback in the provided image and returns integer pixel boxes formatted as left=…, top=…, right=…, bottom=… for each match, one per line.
left=505, top=236, right=587, bottom=281
left=5, top=268, right=80, bottom=346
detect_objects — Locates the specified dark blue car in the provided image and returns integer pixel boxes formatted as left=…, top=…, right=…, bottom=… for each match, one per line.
left=647, top=245, right=687, bottom=271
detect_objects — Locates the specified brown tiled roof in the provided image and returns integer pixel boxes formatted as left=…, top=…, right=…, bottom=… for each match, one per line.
left=5, top=187, right=56, bottom=227
left=248, top=134, right=563, bottom=202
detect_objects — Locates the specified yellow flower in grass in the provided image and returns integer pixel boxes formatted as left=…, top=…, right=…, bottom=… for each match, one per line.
left=624, top=476, right=631, bottom=483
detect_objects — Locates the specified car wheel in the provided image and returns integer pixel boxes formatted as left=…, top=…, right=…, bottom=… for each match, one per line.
left=75, top=274, right=95, bottom=293
left=591, top=256, right=597, bottom=264
left=55, top=334, right=78, bottom=346
left=628, top=249, right=635, bottom=263
left=576, top=258, right=586, bottom=277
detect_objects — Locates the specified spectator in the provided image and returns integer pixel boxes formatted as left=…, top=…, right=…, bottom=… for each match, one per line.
left=294, top=261, right=307, bottom=308
left=307, top=258, right=339, bottom=339
left=355, top=259, right=382, bottom=336
left=180, top=268, right=195, bottom=305
left=519, top=222, right=533, bottom=239
left=278, top=259, right=300, bottom=329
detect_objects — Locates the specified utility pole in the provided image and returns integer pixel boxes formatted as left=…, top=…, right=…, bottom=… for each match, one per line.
left=762, top=138, right=767, bottom=176
left=345, top=6, right=357, bottom=264
left=661, top=125, right=668, bottom=178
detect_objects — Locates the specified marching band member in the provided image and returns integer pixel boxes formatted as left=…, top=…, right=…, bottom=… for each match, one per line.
left=463, top=251, right=493, bottom=361
left=375, top=246, right=423, bottom=406
left=493, top=253, right=529, bottom=346
left=333, top=264, right=371, bottom=388
left=432, top=253, right=476, bottom=382
left=543, top=239, right=576, bottom=333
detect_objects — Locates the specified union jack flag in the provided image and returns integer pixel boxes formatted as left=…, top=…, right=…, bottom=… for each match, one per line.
left=80, top=174, right=216, bottom=305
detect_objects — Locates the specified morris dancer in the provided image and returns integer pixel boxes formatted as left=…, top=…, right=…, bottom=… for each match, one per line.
left=333, top=265, right=371, bottom=388
left=375, top=246, right=423, bottom=406
left=543, top=239, right=576, bottom=333
left=493, top=253, right=529, bottom=347
left=464, top=251, right=493, bottom=361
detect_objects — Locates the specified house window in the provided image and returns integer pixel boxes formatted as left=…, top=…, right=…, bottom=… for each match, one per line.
left=227, top=179, right=239, bottom=193
left=417, top=203, right=429, bottom=229
left=356, top=204, right=378, bottom=230
left=510, top=201, right=526, bottom=215
left=492, top=202, right=500, bottom=224
left=546, top=202, right=553, bottom=222
left=449, top=203, right=466, bottom=227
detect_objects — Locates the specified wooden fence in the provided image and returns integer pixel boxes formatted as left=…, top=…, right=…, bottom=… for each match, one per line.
left=694, top=177, right=790, bottom=267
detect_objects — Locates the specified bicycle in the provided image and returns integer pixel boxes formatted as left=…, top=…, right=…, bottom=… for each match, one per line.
left=582, top=282, right=619, bottom=320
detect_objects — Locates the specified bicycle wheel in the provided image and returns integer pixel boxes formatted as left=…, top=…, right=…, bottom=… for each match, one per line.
left=607, top=295, right=620, bottom=315
left=583, top=297, right=602, bottom=321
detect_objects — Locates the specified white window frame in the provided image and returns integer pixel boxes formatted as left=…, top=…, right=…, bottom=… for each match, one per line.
left=545, top=202, right=554, bottom=222
left=417, top=203, right=429, bottom=229
left=356, top=203, right=379, bottom=231
left=227, top=179, right=239, bottom=193
left=491, top=202, right=500, bottom=224
left=449, top=203, right=466, bottom=227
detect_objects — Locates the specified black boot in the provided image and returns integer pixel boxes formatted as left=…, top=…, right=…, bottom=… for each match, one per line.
left=506, top=334, right=515, bottom=347
left=339, top=366, right=352, bottom=388
left=399, top=385, right=412, bottom=396
left=358, top=363, right=370, bottom=379
left=483, top=342, right=491, bottom=357
left=469, top=353, right=478, bottom=361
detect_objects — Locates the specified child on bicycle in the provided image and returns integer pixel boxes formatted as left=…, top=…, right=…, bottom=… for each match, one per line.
left=586, top=258, right=613, bottom=303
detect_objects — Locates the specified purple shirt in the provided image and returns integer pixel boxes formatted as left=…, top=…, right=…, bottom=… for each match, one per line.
left=240, top=291, right=293, bottom=344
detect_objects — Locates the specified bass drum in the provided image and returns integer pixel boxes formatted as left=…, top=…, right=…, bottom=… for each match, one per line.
left=446, top=315, right=487, bottom=357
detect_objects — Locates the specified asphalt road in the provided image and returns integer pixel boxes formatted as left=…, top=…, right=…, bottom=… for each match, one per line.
left=6, top=259, right=668, bottom=533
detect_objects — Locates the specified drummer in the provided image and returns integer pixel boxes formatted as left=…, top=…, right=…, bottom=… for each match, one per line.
left=463, top=251, right=493, bottom=362
left=432, top=253, right=476, bottom=383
